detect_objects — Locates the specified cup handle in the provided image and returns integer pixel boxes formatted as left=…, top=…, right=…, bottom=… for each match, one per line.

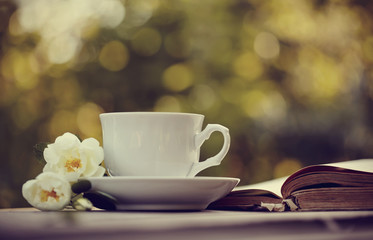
left=187, top=124, right=230, bottom=177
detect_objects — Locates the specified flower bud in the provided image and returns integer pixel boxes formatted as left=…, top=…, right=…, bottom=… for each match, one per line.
left=22, top=172, right=71, bottom=211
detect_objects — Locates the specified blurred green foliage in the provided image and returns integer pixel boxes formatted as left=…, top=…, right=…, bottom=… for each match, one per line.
left=1, top=0, right=373, bottom=208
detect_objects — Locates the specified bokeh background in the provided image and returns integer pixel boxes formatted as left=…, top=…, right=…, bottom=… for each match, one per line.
left=1, top=0, right=373, bottom=208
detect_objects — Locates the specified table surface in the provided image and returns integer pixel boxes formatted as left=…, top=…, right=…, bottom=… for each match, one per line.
left=1, top=208, right=373, bottom=240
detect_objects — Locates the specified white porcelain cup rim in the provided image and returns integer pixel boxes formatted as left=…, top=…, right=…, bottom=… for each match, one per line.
left=100, top=112, right=204, bottom=117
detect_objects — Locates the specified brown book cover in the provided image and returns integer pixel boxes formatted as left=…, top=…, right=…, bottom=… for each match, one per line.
left=208, top=159, right=373, bottom=211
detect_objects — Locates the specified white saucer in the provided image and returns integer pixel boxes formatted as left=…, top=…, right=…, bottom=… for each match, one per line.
left=85, top=176, right=240, bottom=211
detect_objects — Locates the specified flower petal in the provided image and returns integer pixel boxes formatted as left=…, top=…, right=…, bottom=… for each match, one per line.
left=54, top=132, right=81, bottom=152
left=91, top=166, right=106, bottom=178
left=81, top=138, right=104, bottom=165
left=43, top=145, right=60, bottom=164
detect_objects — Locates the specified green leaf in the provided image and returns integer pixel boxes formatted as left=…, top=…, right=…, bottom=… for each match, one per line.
left=33, top=142, right=49, bottom=165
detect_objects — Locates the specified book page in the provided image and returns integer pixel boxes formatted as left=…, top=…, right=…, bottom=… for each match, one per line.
left=325, top=159, right=373, bottom=172
left=234, top=176, right=287, bottom=197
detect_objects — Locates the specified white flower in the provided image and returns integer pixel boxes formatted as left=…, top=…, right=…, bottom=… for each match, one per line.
left=43, top=132, right=105, bottom=182
left=22, top=172, right=71, bottom=210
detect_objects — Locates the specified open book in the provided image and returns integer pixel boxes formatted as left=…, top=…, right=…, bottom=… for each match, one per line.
left=208, top=159, right=373, bottom=212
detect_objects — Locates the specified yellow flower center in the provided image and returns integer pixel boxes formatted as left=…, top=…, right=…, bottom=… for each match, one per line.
left=40, top=189, right=61, bottom=202
left=65, top=158, right=82, bottom=172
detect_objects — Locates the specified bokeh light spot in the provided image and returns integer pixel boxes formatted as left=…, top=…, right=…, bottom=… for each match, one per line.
left=47, top=35, right=81, bottom=64
left=274, top=158, right=302, bottom=178
left=1, top=49, right=39, bottom=90
left=241, top=90, right=267, bottom=119
left=125, top=0, right=156, bottom=27
left=99, top=40, right=129, bottom=72
left=233, top=52, right=263, bottom=80
left=16, top=0, right=125, bottom=68
left=162, top=63, right=193, bottom=92
left=189, top=84, right=217, bottom=111
left=240, top=86, right=287, bottom=122
left=254, top=32, right=280, bottom=59
left=154, top=95, right=182, bottom=112
left=94, top=0, right=125, bottom=28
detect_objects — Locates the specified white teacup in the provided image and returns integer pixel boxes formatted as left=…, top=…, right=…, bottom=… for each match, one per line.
left=100, top=112, right=230, bottom=177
